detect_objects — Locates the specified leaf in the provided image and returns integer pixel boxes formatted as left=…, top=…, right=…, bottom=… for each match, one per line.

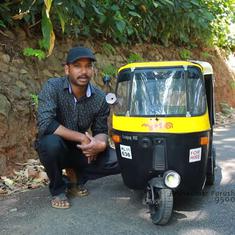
left=127, top=4, right=135, bottom=10
left=74, top=6, right=84, bottom=19
left=111, top=5, right=119, bottom=11
left=129, top=11, right=141, bottom=18
left=1, top=177, right=14, bottom=189
left=44, top=0, right=53, bottom=17
left=56, top=8, right=65, bottom=33
left=79, top=0, right=86, bottom=8
left=152, top=2, right=159, bottom=8
left=99, top=15, right=106, bottom=24
left=94, top=28, right=102, bottom=34
left=116, top=20, right=126, bottom=33
left=0, top=20, right=6, bottom=28
left=92, top=5, right=103, bottom=15
left=164, top=0, right=175, bottom=7
left=41, top=7, right=55, bottom=56
left=12, top=12, right=27, bottom=20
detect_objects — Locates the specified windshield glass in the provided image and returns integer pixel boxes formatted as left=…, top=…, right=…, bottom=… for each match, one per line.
left=115, top=67, right=206, bottom=117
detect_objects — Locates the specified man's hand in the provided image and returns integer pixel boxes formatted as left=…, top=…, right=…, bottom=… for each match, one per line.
left=77, top=132, right=107, bottom=162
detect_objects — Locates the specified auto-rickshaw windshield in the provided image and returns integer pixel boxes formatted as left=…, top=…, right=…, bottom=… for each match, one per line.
left=115, top=66, right=206, bottom=117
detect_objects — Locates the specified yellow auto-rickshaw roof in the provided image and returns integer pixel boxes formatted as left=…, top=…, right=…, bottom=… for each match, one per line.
left=118, top=61, right=203, bottom=73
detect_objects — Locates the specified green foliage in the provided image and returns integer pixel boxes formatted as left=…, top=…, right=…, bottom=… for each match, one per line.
left=220, top=102, right=234, bottom=116
left=230, top=80, right=235, bottom=90
left=102, top=43, right=116, bottom=56
left=102, top=64, right=117, bottom=77
left=201, top=51, right=213, bottom=59
left=0, top=0, right=235, bottom=52
left=179, top=49, right=191, bottom=60
left=0, top=20, right=6, bottom=28
left=23, top=48, right=46, bottom=60
left=127, top=53, right=144, bottom=63
left=30, top=93, right=38, bottom=110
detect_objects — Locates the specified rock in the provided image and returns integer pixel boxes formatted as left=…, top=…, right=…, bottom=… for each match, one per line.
left=20, top=69, right=28, bottom=74
left=14, top=27, right=26, bottom=41
left=15, top=80, right=27, bottom=90
left=42, top=69, right=53, bottom=78
left=0, top=94, right=11, bottom=118
left=115, top=55, right=125, bottom=63
left=45, top=56, right=61, bottom=70
left=9, top=208, right=18, bottom=212
left=4, top=30, right=15, bottom=40
left=9, top=67, right=17, bottom=73
left=0, top=155, right=7, bottom=175
left=12, top=58, right=24, bottom=65
left=0, top=62, right=9, bottom=72
left=2, top=54, right=10, bottom=64
left=56, top=51, right=64, bottom=60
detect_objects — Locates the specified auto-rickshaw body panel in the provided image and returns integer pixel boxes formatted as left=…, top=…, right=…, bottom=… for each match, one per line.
left=112, top=111, right=210, bottom=133
left=113, top=129, right=209, bottom=192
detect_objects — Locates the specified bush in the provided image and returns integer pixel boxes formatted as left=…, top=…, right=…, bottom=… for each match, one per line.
left=1, top=0, right=234, bottom=55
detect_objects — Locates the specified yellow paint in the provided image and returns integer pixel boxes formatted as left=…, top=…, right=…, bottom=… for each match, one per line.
left=112, top=112, right=211, bottom=133
left=118, top=61, right=203, bottom=72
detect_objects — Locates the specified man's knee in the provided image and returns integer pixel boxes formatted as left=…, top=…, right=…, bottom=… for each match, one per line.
left=38, top=134, right=67, bottom=160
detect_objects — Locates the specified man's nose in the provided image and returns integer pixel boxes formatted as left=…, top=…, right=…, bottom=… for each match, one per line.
left=80, top=67, right=88, bottom=74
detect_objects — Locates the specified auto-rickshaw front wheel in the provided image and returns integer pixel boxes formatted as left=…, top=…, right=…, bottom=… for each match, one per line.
left=146, top=186, right=173, bottom=225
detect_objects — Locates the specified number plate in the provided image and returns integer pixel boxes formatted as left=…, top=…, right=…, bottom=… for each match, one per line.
left=120, top=144, right=132, bottom=159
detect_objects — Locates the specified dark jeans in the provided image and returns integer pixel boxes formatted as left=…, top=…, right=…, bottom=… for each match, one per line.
left=36, top=134, right=120, bottom=196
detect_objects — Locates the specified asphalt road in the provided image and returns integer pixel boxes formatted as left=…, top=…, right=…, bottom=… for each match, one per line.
left=1, top=124, right=235, bottom=235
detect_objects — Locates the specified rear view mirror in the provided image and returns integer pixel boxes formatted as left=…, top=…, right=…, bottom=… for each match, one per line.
left=105, top=93, right=117, bottom=105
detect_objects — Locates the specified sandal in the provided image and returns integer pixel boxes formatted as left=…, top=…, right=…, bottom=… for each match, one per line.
left=68, top=184, right=89, bottom=197
left=51, top=193, right=70, bottom=209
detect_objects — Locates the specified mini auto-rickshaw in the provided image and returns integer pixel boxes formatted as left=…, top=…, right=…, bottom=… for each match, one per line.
left=105, top=61, right=216, bottom=225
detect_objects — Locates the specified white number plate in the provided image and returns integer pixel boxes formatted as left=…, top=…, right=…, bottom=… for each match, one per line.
left=120, top=144, right=132, bottom=159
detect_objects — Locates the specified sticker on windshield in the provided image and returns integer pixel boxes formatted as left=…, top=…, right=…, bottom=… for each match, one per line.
left=189, top=147, right=202, bottom=163
left=120, top=144, right=132, bottom=159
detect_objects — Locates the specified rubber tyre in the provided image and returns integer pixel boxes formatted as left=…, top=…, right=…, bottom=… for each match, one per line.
left=206, top=146, right=216, bottom=185
left=149, top=188, right=173, bottom=225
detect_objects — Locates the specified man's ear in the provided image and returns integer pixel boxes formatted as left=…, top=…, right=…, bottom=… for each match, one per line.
left=64, top=64, right=69, bottom=75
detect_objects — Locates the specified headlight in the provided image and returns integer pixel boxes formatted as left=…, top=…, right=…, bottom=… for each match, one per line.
left=164, top=170, right=181, bottom=189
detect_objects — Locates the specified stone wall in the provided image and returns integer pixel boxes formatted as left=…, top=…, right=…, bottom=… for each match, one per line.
left=0, top=31, right=234, bottom=175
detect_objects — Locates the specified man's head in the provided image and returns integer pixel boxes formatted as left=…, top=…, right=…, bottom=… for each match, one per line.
left=65, top=47, right=96, bottom=87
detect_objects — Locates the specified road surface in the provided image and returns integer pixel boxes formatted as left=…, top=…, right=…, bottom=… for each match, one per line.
left=1, top=124, right=235, bottom=235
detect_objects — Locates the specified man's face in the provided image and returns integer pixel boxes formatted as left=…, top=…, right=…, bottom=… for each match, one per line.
left=65, top=58, right=94, bottom=87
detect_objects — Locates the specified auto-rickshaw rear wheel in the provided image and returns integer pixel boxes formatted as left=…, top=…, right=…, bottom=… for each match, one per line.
left=146, top=186, right=173, bottom=225
left=206, top=146, right=216, bottom=185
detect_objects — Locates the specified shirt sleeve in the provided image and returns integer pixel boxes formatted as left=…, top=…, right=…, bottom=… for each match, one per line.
left=91, top=97, right=110, bottom=136
left=37, top=80, right=60, bottom=137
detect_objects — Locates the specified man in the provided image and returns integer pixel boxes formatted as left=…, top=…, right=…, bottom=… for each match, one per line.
left=36, top=46, right=120, bottom=209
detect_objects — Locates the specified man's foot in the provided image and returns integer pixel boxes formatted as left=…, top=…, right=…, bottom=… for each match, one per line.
left=51, top=193, right=70, bottom=209
left=68, top=184, right=89, bottom=197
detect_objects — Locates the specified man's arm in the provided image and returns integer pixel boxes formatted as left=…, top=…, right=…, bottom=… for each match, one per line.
left=54, top=125, right=90, bottom=144
left=37, top=79, right=89, bottom=144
